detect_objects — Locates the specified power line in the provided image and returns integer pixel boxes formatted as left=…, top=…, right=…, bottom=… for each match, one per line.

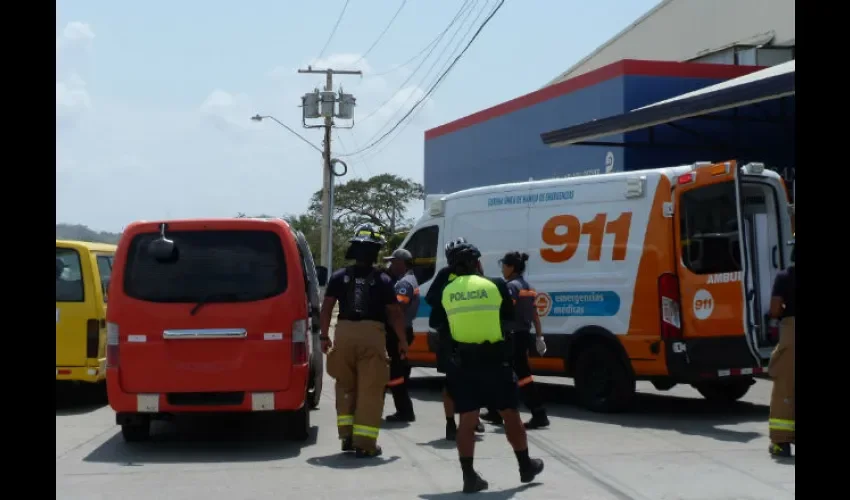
left=316, top=0, right=351, bottom=61
left=340, top=0, right=506, bottom=158
left=352, top=0, right=408, bottom=66
left=358, top=0, right=488, bottom=148
left=371, top=30, right=442, bottom=77
left=351, top=4, right=492, bottom=164
left=357, top=0, right=473, bottom=124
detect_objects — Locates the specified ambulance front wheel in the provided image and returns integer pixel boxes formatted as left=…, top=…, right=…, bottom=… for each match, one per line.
left=574, top=344, right=636, bottom=413
left=693, top=378, right=754, bottom=404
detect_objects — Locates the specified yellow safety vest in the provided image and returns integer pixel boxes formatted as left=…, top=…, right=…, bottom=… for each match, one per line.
left=441, top=275, right=503, bottom=344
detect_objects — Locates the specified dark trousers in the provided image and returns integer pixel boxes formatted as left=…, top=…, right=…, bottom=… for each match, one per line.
left=489, top=331, right=543, bottom=414
left=386, top=326, right=415, bottom=416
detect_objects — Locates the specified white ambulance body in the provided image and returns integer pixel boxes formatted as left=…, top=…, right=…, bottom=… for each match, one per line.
left=401, top=160, right=793, bottom=412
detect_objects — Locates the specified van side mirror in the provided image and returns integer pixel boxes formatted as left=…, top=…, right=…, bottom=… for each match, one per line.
left=316, top=266, right=328, bottom=286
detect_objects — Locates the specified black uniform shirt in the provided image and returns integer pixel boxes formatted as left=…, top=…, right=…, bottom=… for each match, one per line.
left=326, top=266, right=396, bottom=322
left=771, top=266, right=796, bottom=318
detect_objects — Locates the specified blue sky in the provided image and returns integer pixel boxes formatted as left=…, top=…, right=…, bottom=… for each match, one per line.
left=57, top=0, right=658, bottom=232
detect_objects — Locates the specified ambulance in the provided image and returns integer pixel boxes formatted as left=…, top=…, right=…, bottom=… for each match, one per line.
left=401, top=160, right=793, bottom=412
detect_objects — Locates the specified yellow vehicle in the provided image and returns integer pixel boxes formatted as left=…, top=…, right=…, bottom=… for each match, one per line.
left=56, top=240, right=116, bottom=384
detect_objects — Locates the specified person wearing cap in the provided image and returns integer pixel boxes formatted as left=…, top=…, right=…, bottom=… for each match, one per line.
left=382, top=248, right=418, bottom=422
left=767, top=237, right=795, bottom=458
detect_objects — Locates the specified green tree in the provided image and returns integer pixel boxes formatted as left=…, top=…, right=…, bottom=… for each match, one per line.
left=308, top=173, right=424, bottom=235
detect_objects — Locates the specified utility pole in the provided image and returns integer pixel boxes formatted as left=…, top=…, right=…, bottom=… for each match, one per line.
left=298, top=66, right=361, bottom=277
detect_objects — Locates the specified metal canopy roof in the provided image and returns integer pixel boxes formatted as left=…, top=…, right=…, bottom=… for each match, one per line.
left=540, top=60, right=795, bottom=148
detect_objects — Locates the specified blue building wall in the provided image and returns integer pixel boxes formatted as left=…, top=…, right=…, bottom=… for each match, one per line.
left=622, top=75, right=795, bottom=171
left=423, top=68, right=793, bottom=196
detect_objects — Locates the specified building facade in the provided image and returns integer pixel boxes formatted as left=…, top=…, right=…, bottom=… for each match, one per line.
left=423, top=0, right=795, bottom=196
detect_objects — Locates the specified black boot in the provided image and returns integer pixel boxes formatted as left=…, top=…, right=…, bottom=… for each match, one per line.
left=355, top=445, right=383, bottom=458
left=519, top=458, right=545, bottom=483
left=480, top=408, right=503, bottom=425
left=388, top=385, right=416, bottom=422
left=446, top=420, right=457, bottom=441
left=341, top=436, right=353, bottom=452
left=463, top=471, right=489, bottom=493
left=524, top=409, right=550, bottom=430
left=769, top=442, right=792, bottom=458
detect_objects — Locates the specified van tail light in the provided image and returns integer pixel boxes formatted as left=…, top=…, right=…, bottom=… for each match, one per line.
left=658, top=273, right=683, bottom=340
left=86, top=319, right=103, bottom=358
left=106, top=322, right=120, bottom=368
left=292, top=319, right=308, bottom=365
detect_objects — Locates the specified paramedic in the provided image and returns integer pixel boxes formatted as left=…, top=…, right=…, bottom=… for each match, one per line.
left=320, top=224, right=410, bottom=458
left=425, top=238, right=485, bottom=441
left=383, top=248, right=418, bottom=422
left=767, top=238, right=795, bottom=458
left=481, top=251, right=550, bottom=430
left=441, top=240, right=545, bottom=493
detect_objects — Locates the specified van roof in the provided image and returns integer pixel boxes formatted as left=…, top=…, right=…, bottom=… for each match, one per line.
left=121, top=218, right=292, bottom=235
left=56, top=239, right=118, bottom=252
left=432, top=163, right=784, bottom=203
left=436, top=166, right=692, bottom=203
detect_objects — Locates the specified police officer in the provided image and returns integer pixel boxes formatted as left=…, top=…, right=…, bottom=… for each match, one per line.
left=767, top=237, right=795, bottom=458
left=425, top=238, right=486, bottom=441
left=382, top=248, right=418, bottom=422
left=441, top=240, right=544, bottom=493
left=320, top=224, right=410, bottom=458
left=481, top=251, right=550, bottom=429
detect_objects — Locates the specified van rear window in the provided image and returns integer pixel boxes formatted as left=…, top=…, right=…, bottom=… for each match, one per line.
left=123, top=230, right=287, bottom=303
left=56, top=247, right=85, bottom=302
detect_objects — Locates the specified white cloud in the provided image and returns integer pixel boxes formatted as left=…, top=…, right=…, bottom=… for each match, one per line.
left=56, top=48, right=438, bottom=231
left=56, top=22, right=94, bottom=127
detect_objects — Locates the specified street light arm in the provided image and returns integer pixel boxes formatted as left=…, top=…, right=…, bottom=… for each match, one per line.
left=251, top=114, right=324, bottom=155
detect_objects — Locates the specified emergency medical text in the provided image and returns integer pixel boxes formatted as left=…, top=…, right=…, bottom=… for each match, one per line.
left=487, top=190, right=575, bottom=207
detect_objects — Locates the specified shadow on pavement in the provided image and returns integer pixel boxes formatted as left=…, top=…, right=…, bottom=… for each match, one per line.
left=83, top=414, right=318, bottom=464
left=416, top=434, right=482, bottom=451
left=306, top=453, right=401, bottom=469
left=419, top=483, right=539, bottom=499
left=56, top=382, right=108, bottom=416
left=408, top=376, right=766, bottom=443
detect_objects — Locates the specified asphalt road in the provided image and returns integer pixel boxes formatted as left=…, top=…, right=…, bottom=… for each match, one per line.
left=57, top=371, right=794, bottom=500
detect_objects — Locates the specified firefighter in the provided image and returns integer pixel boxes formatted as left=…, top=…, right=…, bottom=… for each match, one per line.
left=767, top=237, right=795, bottom=458
left=320, top=224, right=410, bottom=458
left=425, top=238, right=486, bottom=441
left=382, top=248, right=417, bottom=422
left=441, top=240, right=544, bottom=493
left=481, top=251, right=550, bottom=429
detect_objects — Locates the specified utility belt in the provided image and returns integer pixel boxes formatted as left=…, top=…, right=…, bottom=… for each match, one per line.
left=338, top=311, right=383, bottom=322
left=452, top=341, right=511, bottom=368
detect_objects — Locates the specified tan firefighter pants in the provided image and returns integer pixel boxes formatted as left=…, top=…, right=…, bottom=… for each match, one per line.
left=326, top=319, right=390, bottom=451
left=768, top=317, right=795, bottom=444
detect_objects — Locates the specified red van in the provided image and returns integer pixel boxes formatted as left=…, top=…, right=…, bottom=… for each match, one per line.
left=106, top=218, right=325, bottom=442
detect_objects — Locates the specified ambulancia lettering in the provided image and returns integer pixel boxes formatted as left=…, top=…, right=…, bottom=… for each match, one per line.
left=706, top=271, right=742, bottom=284
left=450, top=289, right=489, bottom=302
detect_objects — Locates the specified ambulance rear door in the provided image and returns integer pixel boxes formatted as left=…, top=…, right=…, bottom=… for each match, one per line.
left=671, top=161, right=762, bottom=376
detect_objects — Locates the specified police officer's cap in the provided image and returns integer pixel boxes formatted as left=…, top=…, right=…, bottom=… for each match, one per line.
left=383, top=248, right=413, bottom=262
left=349, top=223, right=386, bottom=246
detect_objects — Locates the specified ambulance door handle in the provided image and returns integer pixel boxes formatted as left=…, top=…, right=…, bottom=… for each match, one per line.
left=771, top=245, right=778, bottom=269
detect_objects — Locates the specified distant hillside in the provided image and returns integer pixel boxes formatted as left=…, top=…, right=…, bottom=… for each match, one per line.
left=56, top=224, right=121, bottom=244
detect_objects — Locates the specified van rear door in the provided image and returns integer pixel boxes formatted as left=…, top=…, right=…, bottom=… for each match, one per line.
left=116, top=227, right=297, bottom=394
left=673, top=161, right=762, bottom=371
left=56, top=245, right=96, bottom=367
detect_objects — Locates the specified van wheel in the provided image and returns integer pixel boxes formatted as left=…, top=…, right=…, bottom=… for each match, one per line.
left=286, top=404, right=311, bottom=441
left=121, top=420, right=151, bottom=443
left=693, top=378, right=754, bottom=404
left=574, top=344, right=635, bottom=413
left=307, top=367, right=322, bottom=410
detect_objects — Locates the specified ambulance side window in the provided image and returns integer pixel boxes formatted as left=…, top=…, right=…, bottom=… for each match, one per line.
left=679, top=182, right=742, bottom=275
left=403, top=226, right=439, bottom=283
